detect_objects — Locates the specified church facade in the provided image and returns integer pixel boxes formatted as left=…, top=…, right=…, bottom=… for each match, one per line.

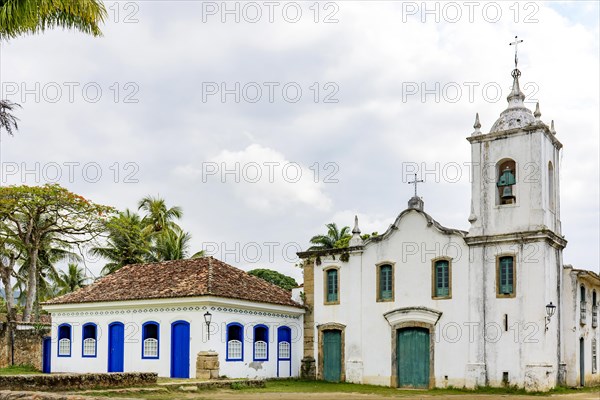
left=298, top=65, right=600, bottom=390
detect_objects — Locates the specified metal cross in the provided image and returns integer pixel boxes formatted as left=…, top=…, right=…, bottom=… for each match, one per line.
left=408, top=174, right=424, bottom=197
left=509, top=35, right=524, bottom=69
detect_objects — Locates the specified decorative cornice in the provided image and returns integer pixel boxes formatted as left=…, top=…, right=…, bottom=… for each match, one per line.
left=465, top=229, right=567, bottom=249
left=467, top=123, right=562, bottom=149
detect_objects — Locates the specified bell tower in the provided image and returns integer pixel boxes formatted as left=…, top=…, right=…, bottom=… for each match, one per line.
left=464, top=37, right=567, bottom=389
left=466, top=43, right=563, bottom=238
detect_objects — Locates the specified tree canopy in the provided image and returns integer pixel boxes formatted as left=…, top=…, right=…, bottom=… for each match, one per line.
left=247, top=268, right=298, bottom=291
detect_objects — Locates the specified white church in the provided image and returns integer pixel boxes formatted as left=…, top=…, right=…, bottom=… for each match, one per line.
left=297, top=58, right=599, bottom=390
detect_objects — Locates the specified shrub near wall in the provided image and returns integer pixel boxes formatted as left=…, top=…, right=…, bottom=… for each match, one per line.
left=0, top=372, right=158, bottom=391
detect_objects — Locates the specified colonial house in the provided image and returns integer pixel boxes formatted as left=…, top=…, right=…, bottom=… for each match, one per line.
left=298, top=62, right=600, bottom=390
left=42, top=257, right=304, bottom=379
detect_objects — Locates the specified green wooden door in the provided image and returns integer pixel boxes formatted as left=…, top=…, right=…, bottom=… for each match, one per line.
left=397, top=328, right=430, bottom=388
left=323, top=330, right=342, bottom=382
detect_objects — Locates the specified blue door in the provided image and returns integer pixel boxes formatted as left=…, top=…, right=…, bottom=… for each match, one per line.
left=171, top=321, right=190, bottom=378
left=42, top=337, right=51, bottom=373
left=108, top=322, right=125, bottom=372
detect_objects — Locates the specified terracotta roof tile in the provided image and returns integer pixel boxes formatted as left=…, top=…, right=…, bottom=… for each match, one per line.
left=44, top=257, right=302, bottom=308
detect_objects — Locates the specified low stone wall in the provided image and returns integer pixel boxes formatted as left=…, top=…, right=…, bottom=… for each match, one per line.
left=196, top=351, right=219, bottom=380
left=0, top=322, right=50, bottom=370
left=0, top=372, right=157, bottom=392
left=0, top=391, right=122, bottom=400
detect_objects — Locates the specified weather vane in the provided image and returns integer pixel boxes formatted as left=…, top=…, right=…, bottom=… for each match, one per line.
left=509, top=35, right=524, bottom=71
left=408, top=174, right=424, bottom=197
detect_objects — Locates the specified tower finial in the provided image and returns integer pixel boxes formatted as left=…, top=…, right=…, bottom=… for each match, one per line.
left=534, top=102, right=541, bottom=120
left=551, top=120, right=556, bottom=134
left=349, top=215, right=363, bottom=246
left=473, top=112, right=482, bottom=134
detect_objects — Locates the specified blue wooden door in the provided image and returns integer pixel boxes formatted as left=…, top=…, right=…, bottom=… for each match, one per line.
left=42, top=337, right=51, bottom=373
left=171, top=321, right=190, bottom=378
left=323, top=330, right=342, bottom=382
left=397, top=327, right=430, bottom=388
left=108, top=322, right=125, bottom=372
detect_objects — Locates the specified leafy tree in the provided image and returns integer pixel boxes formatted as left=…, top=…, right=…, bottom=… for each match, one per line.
left=55, top=263, right=88, bottom=295
left=0, top=235, right=18, bottom=322
left=247, top=268, right=298, bottom=291
left=0, top=0, right=107, bottom=40
left=308, top=223, right=351, bottom=250
left=0, top=184, right=113, bottom=322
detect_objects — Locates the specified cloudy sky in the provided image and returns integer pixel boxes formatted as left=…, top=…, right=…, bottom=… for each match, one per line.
left=1, top=1, right=598, bottom=282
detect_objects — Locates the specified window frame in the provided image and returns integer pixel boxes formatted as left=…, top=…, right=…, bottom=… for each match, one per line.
left=226, top=322, right=244, bottom=362
left=57, top=323, right=72, bottom=358
left=81, top=323, right=97, bottom=358
left=376, top=262, right=395, bottom=302
left=323, top=267, right=340, bottom=305
left=496, top=254, right=516, bottom=298
left=141, top=321, right=160, bottom=360
left=277, top=326, right=292, bottom=361
left=431, top=257, right=452, bottom=299
left=253, top=324, right=269, bottom=362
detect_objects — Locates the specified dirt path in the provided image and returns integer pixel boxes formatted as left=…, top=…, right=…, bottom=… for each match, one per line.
left=196, top=392, right=600, bottom=400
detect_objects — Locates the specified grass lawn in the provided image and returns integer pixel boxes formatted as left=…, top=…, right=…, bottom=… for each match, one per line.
left=0, top=364, right=41, bottom=375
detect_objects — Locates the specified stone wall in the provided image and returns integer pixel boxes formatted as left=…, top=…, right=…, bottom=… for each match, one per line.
left=0, top=323, right=50, bottom=370
left=300, top=260, right=316, bottom=380
left=0, top=372, right=157, bottom=391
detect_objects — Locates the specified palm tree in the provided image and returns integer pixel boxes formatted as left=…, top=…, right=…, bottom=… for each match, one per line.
left=308, top=222, right=351, bottom=250
left=149, top=226, right=204, bottom=262
left=0, top=100, right=20, bottom=135
left=91, top=210, right=151, bottom=275
left=55, top=263, right=87, bottom=295
left=138, top=196, right=183, bottom=234
left=0, top=0, right=107, bottom=40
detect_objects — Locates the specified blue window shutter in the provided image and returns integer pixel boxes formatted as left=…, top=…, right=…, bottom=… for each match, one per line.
left=380, top=265, right=393, bottom=299
left=435, top=261, right=449, bottom=297
left=327, top=270, right=338, bottom=302
left=499, top=257, right=514, bottom=294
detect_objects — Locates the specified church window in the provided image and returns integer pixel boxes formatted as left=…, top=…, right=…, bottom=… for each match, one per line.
left=142, top=322, right=159, bottom=359
left=82, top=323, right=97, bottom=357
left=278, top=326, right=291, bottom=360
left=497, top=256, right=515, bottom=297
left=325, top=268, right=339, bottom=304
left=581, top=286, right=587, bottom=325
left=432, top=259, right=451, bottom=299
left=58, top=324, right=72, bottom=357
left=377, top=263, right=394, bottom=301
left=226, top=323, right=244, bottom=361
left=496, top=159, right=517, bottom=205
left=592, top=339, right=597, bottom=374
left=253, top=325, right=268, bottom=361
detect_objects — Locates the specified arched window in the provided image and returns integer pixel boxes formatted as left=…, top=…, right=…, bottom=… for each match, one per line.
left=57, top=324, right=72, bottom=357
left=253, top=325, right=268, bottom=361
left=277, top=326, right=291, bottom=361
left=548, top=162, right=555, bottom=211
left=142, top=322, right=159, bottom=359
left=497, top=255, right=515, bottom=297
left=581, top=286, right=587, bottom=325
left=496, top=159, right=517, bottom=205
left=226, top=323, right=243, bottom=361
left=432, top=259, right=451, bottom=299
left=325, top=268, right=339, bottom=304
left=377, top=264, right=393, bottom=301
left=82, top=323, right=97, bottom=357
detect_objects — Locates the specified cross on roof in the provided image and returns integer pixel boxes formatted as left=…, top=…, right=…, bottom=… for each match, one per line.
left=408, top=174, right=424, bottom=197
left=509, top=35, right=524, bottom=69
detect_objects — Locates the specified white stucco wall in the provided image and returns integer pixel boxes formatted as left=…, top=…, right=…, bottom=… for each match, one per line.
left=44, top=296, right=304, bottom=379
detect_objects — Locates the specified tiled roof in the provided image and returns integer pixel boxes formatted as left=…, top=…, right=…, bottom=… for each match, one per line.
left=44, top=257, right=302, bottom=308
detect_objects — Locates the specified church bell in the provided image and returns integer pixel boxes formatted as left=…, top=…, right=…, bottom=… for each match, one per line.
left=497, top=166, right=516, bottom=203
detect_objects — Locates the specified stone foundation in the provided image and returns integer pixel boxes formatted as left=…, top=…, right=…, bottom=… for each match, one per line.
left=196, top=351, right=220, bottom=380
left=300, top=356, right=316, bottom=380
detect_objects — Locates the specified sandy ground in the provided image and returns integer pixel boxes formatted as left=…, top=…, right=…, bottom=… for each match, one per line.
left=189, top=391, right=600, bottom=400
